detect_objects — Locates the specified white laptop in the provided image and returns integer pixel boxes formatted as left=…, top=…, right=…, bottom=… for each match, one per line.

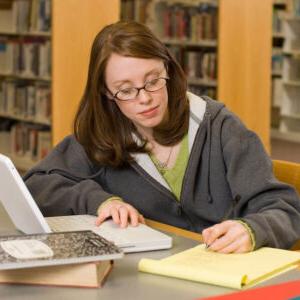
left=0, top=154, right=172, bottom=253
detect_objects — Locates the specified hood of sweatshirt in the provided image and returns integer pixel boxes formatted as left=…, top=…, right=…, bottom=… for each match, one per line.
left=131, top=92, right=225, bottom=199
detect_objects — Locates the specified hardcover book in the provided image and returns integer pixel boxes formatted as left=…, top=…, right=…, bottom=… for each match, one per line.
left=0, top=230, right=123, bottom=287
left=0, top=260, right=113, bottom=288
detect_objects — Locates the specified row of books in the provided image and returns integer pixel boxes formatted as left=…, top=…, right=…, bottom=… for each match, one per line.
left=0, top=37, right=51, bottom=78
left=0, top=0, right=51, bottom=33
left=272, top=78, right=283, bottom=108
left=291, top=0, right=300, bottom=16
left=272, top=53, right=283, bottom=74
left=0, top=121, right=51, bottom=161
left=283, top=57, right=300, bottom=81
left=154, top=1, right=218, bottom=41
left=272, top=6, right=285, bottom=34
left=0, top=81, right=51, bottom=124
left=188, top=85, right=216, bottom=99
left=184, top=51, right=217, bottom=80
left=121, top=0, right=150, bottom=23
left=168, top=46, right=217, bottom=80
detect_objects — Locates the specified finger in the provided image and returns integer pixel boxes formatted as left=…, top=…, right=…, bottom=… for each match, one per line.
left=233, top=235, right=252, bottom=253
left=127, top=207, right=139, bottom=226
left=95, top=209, right=110, bottom=226
left=208, top=231, right=235, bottom=252
left=139, top=214, right=145, bottom=224
left=205, top=223, right=230, bottom=246
left=213, top=239, right=241, bottom=254
left=119, top=206, right=129, bottom=228
left=234, top=246, right=250, bottom=254
left=202, top=227, right=213, bottom=245
left=111, top=207, right=121, bottom=225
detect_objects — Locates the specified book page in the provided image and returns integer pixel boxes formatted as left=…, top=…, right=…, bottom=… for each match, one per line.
left=138, top=245, right=300, bottom=289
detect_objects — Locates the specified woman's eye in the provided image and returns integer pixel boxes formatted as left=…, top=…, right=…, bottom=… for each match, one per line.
left=120, top=88, right=133, bottom=95
left=147, top=79, right=159, bottom=87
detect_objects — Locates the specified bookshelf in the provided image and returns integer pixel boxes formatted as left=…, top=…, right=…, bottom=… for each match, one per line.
left=121, top=0, right=272, bottom=150
left=0, top=0, right=119, bottom=171
left=271, top=0, right=287, bottom=130
left=272, top=0, right=300, bottom=142
left=122, top=0, right=218, bottom=99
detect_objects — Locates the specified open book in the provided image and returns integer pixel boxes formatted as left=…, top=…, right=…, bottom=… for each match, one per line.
left=138, top=244, right=300, bottom=289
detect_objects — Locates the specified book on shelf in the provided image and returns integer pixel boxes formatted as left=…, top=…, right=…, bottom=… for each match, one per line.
left=291, top=0, right=300, bottom=17
left=188, top=85, right=216, bottom=99
left=0, top=1, right=17, bottom=33
left=0, top=0, right=51, bottom=34
left=154, top=1, right=218, bottom=42
left=0, top=37, right=51, bottom=78
left=138, top=244, right=300, bottom=290
left=0, top=81, right=51, bottom=123
left=10, top=123, right=51, bottom=160
left=121, top=0, right=150, bottom=23
left=272, top=78, right=283, bottom=107
left=37, top=130, right=51, bottom=159
left=0, top=230, right=123, bottom=287
left=120, top=1, right=218, bottom=98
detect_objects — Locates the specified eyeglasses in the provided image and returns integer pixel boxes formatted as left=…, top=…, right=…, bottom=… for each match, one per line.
left=109, top=77, right=169, bottom=101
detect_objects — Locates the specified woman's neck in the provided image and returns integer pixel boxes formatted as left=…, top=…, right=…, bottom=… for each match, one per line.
left=135, top=125, right=154, bottom=142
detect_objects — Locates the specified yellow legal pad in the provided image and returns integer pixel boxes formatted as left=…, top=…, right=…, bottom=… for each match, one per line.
left=138, top=244, right=300, bottom=289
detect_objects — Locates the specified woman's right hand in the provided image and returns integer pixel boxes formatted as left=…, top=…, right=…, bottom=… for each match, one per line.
left=96, top=199, right=145, bottom=228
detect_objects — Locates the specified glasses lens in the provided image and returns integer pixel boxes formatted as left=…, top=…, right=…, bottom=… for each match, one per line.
left=116, top=88, right=138, bottom=101
left=145, top=78, right=166, bottom=92
left=115, top=78, right=167, bottom=101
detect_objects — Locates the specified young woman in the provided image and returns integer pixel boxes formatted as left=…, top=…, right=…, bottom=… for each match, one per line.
left=24, top=21, right=300, bottom=253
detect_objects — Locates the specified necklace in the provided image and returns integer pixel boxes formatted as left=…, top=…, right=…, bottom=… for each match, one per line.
left=155, top=146, right=174, bottom=169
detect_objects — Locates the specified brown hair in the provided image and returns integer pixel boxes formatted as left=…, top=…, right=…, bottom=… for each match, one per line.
left=74, top=21, right=189, bottom=167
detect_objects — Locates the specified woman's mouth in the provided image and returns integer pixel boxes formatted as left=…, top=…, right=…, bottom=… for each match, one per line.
left=139, top=106, right=159, bottom=117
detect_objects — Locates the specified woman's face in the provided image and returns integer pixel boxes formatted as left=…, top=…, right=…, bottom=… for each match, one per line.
left=105, top=53, right=169, bottom=136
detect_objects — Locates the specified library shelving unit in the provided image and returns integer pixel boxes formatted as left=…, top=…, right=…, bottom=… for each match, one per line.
left=145, top=0, right=218, bottom=99
left=271, top=0, right=288, bottom=130
left=272, top=0, right=300, bottom=142
left=121, top=0, right=272, bottom=151
left=0, top=0, right=119, bottom=171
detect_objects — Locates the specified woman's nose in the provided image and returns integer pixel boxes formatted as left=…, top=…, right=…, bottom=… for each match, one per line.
left=137, top=88, right=152, bottom=104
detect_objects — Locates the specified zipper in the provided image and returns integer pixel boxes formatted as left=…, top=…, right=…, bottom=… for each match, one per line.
left=131, top=163, right=176, bottom=201
left=178, top=112, right=210, bottom=230
left=179, top=112, right=210, bottom=207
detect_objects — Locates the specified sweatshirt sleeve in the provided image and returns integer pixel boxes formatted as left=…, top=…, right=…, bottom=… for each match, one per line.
left=23, top=135, right=115, bottom=216
left=221, top=113, right=300, bottom=250
left=25, top=173, right=113, bottom=216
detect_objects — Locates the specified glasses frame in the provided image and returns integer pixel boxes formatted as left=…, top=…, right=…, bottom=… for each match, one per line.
left=108, top=77, right=169, bottom=102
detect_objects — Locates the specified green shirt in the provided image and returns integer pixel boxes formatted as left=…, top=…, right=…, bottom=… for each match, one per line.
left=150, top=134, right=189, bottom=201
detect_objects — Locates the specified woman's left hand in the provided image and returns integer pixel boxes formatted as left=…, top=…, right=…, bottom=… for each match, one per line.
left=202, top=220, right=252, bottom=253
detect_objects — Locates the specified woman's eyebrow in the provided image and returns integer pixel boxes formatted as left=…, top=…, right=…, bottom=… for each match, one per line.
left=112, top=79, right=132, bottom=87
left=144, top=68, right=165, bottom=78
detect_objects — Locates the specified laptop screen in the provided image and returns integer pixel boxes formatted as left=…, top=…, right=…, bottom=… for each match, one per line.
left=0, top=154, right=51, bottom=234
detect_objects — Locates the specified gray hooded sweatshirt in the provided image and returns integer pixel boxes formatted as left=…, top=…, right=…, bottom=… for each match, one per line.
left=24, top=93, right=300, bottom=250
